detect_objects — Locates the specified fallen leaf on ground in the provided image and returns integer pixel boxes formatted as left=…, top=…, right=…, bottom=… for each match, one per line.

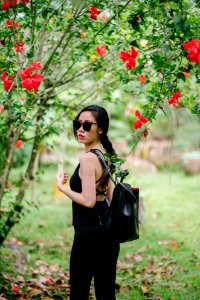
left=27, top=288, right=43, bottom=297
left=125, top=253, right=143, bottom=263
left=28, top=278, right=46, bottom=288
left=141, top=285, right=149, bottom=294
left=16, top=276, right=25, bottom=282
left=44, top=277, right=55, bottom=285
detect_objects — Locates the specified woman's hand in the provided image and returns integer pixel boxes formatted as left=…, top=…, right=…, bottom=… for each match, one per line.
left=56, top=172, right=68, bottom=191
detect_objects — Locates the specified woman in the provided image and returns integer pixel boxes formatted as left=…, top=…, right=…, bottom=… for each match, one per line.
left=56, top=105, right=120, bottom=300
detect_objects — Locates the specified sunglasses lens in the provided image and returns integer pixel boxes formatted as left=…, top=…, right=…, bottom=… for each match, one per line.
left=73, top=120, right=81, bottom=130
left=73, top=120, right=94, bottom=131
left=83, top=122, right=92, bottom=131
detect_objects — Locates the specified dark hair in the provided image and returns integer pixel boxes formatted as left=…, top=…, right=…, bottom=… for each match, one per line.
left=74, top=105, right=116, bottom=189
left=74, top=104, right=116, bottom=158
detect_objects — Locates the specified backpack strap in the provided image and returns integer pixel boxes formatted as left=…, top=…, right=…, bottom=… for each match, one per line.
left=90, top=149, right=116, bottom=185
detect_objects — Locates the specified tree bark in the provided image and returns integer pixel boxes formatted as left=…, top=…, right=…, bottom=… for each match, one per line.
left=0, top=124, right=41, bottom=245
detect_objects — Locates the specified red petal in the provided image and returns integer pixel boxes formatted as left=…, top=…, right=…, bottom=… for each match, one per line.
left=130, top=46, right=139, bottom=58
left=133, top=120, right=143, bottom=129
left=119, top=51, right=131, bottom=62
left=125, top=57, right=136, bottom=69
left=15, top=140, right=23, bottom=149
left=135, top=110, right=141, bottom=118
left=139, top=116, right=149, bottom=123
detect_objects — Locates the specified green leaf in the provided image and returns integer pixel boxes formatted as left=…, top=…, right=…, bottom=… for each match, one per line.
left=23, top=120, right=33, bottom=127
left=177, top=72, right=186, bottom=82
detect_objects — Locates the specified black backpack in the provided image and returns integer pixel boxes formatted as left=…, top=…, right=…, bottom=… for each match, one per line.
left=91, top=149, right=140, bottom=243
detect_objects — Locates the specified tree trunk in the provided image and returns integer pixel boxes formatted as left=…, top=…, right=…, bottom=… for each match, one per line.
left=0, top=127, right=41, bottom=246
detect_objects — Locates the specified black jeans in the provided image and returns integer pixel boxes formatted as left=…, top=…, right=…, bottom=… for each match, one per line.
left=69, top=230, right=120, bottom=300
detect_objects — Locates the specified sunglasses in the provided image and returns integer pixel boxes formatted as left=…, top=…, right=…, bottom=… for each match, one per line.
left=73, top=120, right=98, bottom=132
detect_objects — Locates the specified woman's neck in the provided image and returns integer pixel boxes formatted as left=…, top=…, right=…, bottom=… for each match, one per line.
left=85, top=142, right=104, bottom=153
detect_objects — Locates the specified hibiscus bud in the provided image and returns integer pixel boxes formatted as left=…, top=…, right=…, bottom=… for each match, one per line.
left=89, top=6, right=101, bottom=20
left=14, top=41, right=25, bottom=52
left=182, top=72, right=190, bottom=77
left=90, top=55, right=97, bottom=62
left=96, top=45, right=106, bottom=56
left=0, top=104, right=5, bottom=113
left=80, top=31, right=86, bottom=38
left=143, top=128, right=150, bottom=138
left=15, top=140, right=23, bottom=149
left=139, top=74, right=146, bottom=85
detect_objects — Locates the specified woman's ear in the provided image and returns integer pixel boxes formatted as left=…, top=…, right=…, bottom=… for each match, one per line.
left=99, top=128, right=103, bottom=135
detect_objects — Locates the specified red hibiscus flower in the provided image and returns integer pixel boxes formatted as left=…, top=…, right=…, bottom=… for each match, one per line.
left=12, top=284, right=20, bottom=293
left=134, top=120, right=143, bottom=129
left=19, top=61, right=43, bottom=91
left=143, top=127, right=150, bottom=138
left=135, top=110, right=141, bottom=118
left=168, top=91, right=182, bottom=108
left=19, top=68, right=32, bottom=79
left=139, top=74, right=146, bottom=85
left=14, top=40, right=25, bottom=52
left=89, top=6, right=101, bottom=20
left=21, top=74, right=43, bottom=91
left=6, top=20, right=20, bottom=28
left=182, top=39, right=200, bottom=64
left=130, top=46, right=139, bottom=58
left=139, top=115, right=149, bottom=123
left=125, top=57, right=136, bottom=69
left=0, top=104, right=5, bottom=113
left=1, top=0, right=17, bottom=11
left=29, top=61, right=43, bottom=70
left=2, top=1, right=10, bottom=10
left=19, top=61, right=43, bottom=79
left=120, top=46, right=139, bottom=69
left=21, top=0, right=29, bottom=3
left=133, top=109, right=149, bottom=130
left=15, top=140, right=23, bottom=149
left=135, top=109, right=149, bottom=123
left=1, top=72, right=16, bottom=91
left=120, top=51, right=132, bottom=62
left=96, top=45, right=106, bottom=56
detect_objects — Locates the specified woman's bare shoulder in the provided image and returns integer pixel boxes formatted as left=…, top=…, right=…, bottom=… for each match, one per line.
left=79, top=152, right=98, bottom=164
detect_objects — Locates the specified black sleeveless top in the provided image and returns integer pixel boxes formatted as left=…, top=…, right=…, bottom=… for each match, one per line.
left=69, top=162, right=108, bottom=231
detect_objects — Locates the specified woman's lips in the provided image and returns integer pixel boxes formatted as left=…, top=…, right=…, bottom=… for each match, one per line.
left=78, top=134, right=84, bottom=139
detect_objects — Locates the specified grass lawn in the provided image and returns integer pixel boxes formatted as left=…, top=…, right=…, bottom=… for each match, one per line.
left=0, top=165, right=200, bottom=299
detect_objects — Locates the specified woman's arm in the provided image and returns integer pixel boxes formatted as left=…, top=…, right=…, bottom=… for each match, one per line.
left=57, top=153, right=97, bottom=208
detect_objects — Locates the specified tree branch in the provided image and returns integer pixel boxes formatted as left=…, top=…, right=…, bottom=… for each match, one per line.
left=42, top=24, right=74, bottom=74
left=0, top=125, right=22, bottom=206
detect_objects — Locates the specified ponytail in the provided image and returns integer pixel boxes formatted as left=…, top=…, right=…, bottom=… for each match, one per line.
left=100, top=134, right=116, bottom=176
left=100, top=134, right=116, bottom=157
